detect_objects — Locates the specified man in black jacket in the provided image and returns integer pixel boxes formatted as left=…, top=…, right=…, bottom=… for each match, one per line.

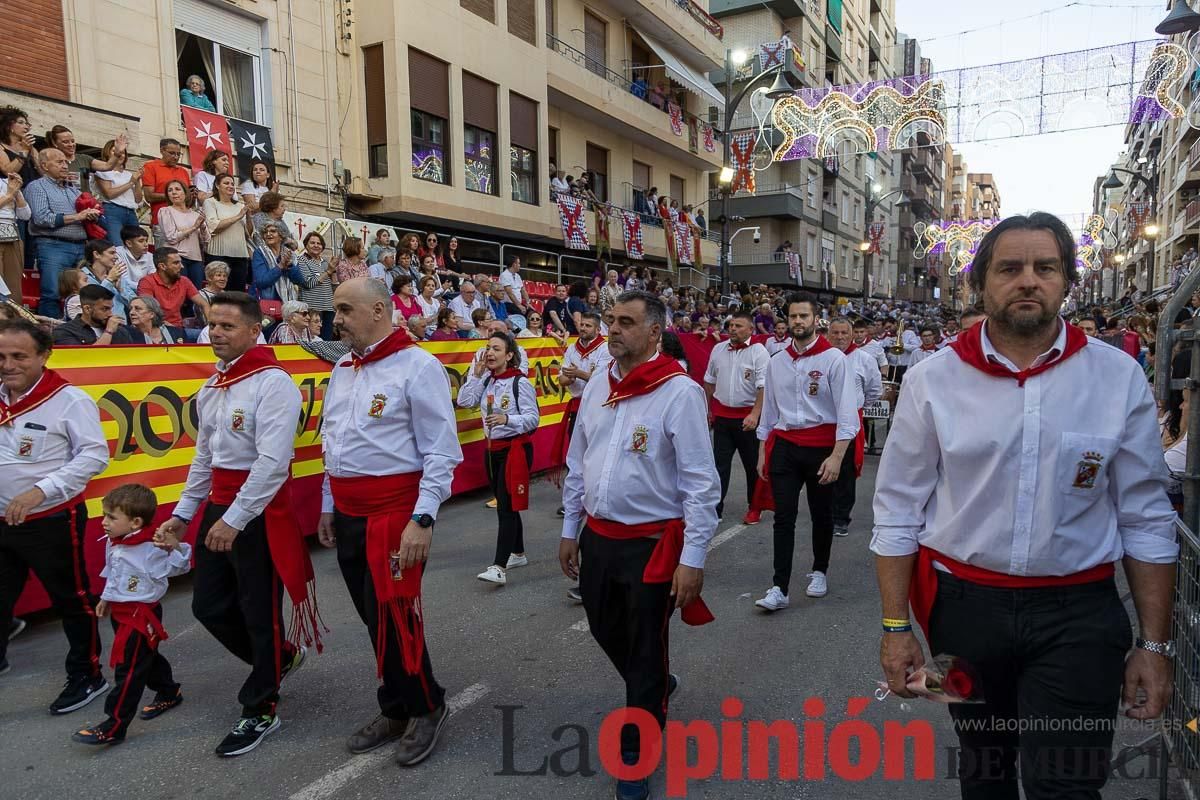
left=52, top=284, right=131, bottom=345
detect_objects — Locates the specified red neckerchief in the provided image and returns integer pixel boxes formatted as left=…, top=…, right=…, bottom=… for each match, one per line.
left=574, top=335, right=605, bottom=358
left=110, top=528, right=157, bottom=547
left=342, top=328, right=417, bottom=371
left=786, top=335, right=834, bottom=361
left=0, top=369, right=72, bottom=427
left=490, top=368, right=524, bottom=381
left=210, top=346, right=287, bottom=390
left=727, top=339, right=750, bottom=352
left=920, top=343, right=939, bottom=352
left=948, top=321, right=1087, bottom=387
left=605, top=355, right=686, bottom=406
left=844, top=343, right=859, bottom=354
left=773, top=334, right=790, bottom=344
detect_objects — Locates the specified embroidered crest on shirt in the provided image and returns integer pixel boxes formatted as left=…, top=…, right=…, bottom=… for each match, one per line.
left=127, top=576, right=139, bottom=592
left=17, top=435, right=33, bottom=458
left=743, top=368, right=753, bottom=382
left=369, top=393, right=387, bottom=418
left=1073, top=451, right=1104, bottom=490
left=807, top=370, right=823, bottom=397
left=631, top=424, right=649, bottom=454
left=231, top=408, right=245, bottom=432
left=500, top=395, right=511, bottom=411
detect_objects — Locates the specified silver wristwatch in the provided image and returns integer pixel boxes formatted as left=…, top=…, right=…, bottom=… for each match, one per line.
left=1136, top=638, right=1176, bottom=658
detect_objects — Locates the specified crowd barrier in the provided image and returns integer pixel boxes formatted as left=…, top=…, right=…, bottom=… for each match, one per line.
left=14, top=338, right=572, bottom=614
left=1164, top=519, right=1200, bottom=799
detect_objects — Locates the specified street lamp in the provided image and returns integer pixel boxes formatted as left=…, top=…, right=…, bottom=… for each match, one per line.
left=1156, top=0, right=1200, bottom=35
left=861, top=182, right=911, bottom=303
left=1102, top=165, right=1160, bottom=286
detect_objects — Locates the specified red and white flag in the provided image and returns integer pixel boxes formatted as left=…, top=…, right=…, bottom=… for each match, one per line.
left=621, top=211, right=644, bottom=260
left=674, top=221, right=694, bottom=266
left=556, top=195, right=589, bottom=250
left=181, top=106, right=232, bottom=175
left=668, top=102, right=683, bottom=136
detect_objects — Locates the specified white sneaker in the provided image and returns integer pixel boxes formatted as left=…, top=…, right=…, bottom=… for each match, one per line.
left=505, top=553, right=529, bottom=569
left=477, top=565, right=507, bottom=585
left=806, top=572, right=828, bottom=598
left=754, top=586, right=789, bottom=611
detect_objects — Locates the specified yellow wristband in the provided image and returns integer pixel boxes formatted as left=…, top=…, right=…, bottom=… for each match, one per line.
left=882, top=617, right=911, bottom=628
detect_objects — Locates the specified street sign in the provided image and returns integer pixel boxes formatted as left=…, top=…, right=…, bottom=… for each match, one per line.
left=863, top=400, right=891, bottom=419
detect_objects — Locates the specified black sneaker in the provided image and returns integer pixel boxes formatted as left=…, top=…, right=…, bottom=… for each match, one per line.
left=394, top=704, right=448, bottom=767
left=139, top=688, right=184, bottom=720
left=566, top=587, right=583, bottom=604
left=50, top=674, right=110, bottom=715
left=215, top=714, right=281, bottom=757
left=72, top=718, right=125, bottom=746
left=8, top=617, right=26, bottom=641
left=280, top=644, right=306, bottom=684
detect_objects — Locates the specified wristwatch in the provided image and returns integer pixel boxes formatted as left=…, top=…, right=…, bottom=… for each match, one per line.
left=1136, top=638, right=1176, bottom=658
left=411, top=513, right=434, bottom=529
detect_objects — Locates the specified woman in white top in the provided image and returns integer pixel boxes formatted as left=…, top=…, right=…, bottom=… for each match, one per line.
left=457, top=331, right=540, bottom=586
left=0, top=173, right=30, bottom=299
left=240, top=160, right=276, bottom=214
left=93, top=138, right=143, bottom=247
left=194, top=150, right=231, bottom=204
left=159, top=179, right=209, bottom=288
left=202, top=173, right=251, bottom=292
left=1165, top=388, right=1190, bottom=511
left=414, top=274, right=441, bottom=336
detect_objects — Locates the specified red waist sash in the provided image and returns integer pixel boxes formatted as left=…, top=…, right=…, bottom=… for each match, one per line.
left=109, top=601, right=168, bottom=668
left=25, top=495, right=85, bottom=523
left=210, top=468, right=323, bottom=653
left=329, top=472, right=425, bottom=676
left=854, top=409, right=865, bottom=478
left=586, top=514, right=715, bottom=626
left=487, top=434, right=533, bottom=512
left=910, top=545, right=1116, bottom=639
left=712, top=398, right=753, bottom=420
left=750, top=426, right=838, bottom=512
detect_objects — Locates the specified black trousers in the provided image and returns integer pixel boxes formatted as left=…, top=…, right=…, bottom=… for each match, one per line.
left=768, top=440, right=835, bottom=595
left=930, top=573, right=1132, bottom=800
left=334, top=511, right=445, bottom=718
left=712, top=416, right=759, bottom=518
left=192, top=503, right=290, bottom=716
left=487, top=445, right=531, bottom=567
left=0, top=505, right=101, bottom=678
left=579, top=527, right=674, bottom=757
left=105, top=604, right=178, bottom=732
left=831, top=440, right=858, bottom=528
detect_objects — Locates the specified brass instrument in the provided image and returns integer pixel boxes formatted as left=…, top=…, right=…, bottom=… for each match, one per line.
left=3, top=297, right=40, bottom=324
left=887, top=320, right=907, bottom=355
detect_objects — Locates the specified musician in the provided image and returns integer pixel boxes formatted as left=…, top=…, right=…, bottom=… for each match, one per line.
left=826, top=318, right=881, bottom=538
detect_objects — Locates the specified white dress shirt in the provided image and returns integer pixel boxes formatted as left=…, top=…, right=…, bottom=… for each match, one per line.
left=757, top=339, right=860, bottom=443
left=846, top=346, right=884, bottom=408
left=457, top=372, right=540, bottom=440
left=174, top=357, right=302, bottom=530
left=100, top=535, right=192, bottom=603
left=856, top=337, right=888, bottom=369
left=909, top=345, right=941, bottom=366
left=320, top=343, right=463, bottom=519
left=763, top=335, right=792, bottom=356
left=870, top=321, right=1178, bottom=575
left=704, top=340, right=768, bottom=409
left=561, top=338, right=612, bottom=397
left=499, top=269, right=525, bottom=303
left=115, top=247, right=156, bottom=284
left=561, top=354, right=720, bottom=568
left=472, top=343, right=529, bottom=375
left=0, top=375, right=108, bottom=515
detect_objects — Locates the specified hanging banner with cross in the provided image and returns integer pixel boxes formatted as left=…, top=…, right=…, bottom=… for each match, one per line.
left=730, top=132, right=756, bottom=194
left=786, top=251, right=801, bottom=280
left=1127, top=200, right=1152, bottom=234
left=595, top=205, right=612, bottom=261
left=759, top=37, right=791, bottom=71
left=181, top=106, right=232, bottom=175
left=702, top=123, right=716, bottom=153
left=335, top=219, right=396, bottom=250
left=621, top=211, right=644, bottom=260
left=556, top=195, right=589, bottom=250
left=867, top=221, right=887, bottom=255
left=668, top=101, right=684, bottom=136
left=282, top=212, right=334, bottom=248
left=674, top=221, right=694, bottom=266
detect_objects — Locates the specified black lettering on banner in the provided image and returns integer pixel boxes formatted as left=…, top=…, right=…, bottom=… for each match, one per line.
left=97, top=390, right=138, bottom=460
left=134, top=387, right=187, bottom=457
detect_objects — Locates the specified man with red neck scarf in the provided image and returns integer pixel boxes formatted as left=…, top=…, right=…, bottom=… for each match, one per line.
left=161, top=291, right=308, bottom=758
left=558, top=290, right=719, bottom=800
left=826, top=317, right=882, bottom=539
left=317, top=277, right=463, bottom=766
left=908, top=324, right=943, bottom=366
left=872, top=213, right=1177, bottom=800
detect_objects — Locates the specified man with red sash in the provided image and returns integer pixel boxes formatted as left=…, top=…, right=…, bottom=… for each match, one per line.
left=0, top=319, right=109, bottom=713
left=558, top=290, right=719, bottom=800
left=753, top=292, right=858, bottom=611
left=873, top=214, right=1177, bottom=800
left=552, top=311, right=610, bottom=520
left=703, top=310, right=767, bottom=525
left=317, top=277, right=463, bottom=766
left=161, top=291, right=308, bottom=758
left=826, top=317, right=881, bottom=538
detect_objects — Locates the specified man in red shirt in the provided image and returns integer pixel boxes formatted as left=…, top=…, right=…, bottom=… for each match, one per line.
left=140, top=139, right=191, bottom=244
left=136, top=247, right=209, bottom=327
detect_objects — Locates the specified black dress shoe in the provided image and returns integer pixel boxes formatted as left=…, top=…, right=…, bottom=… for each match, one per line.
left=394, top=704, right=448, bottom=766
left=347, top=714, right=410, bottom=754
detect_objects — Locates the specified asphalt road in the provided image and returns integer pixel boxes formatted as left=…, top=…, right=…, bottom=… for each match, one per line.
left=0, top=445, right=1180, bottom=799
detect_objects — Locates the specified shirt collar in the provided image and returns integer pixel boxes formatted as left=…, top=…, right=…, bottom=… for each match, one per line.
left=359, top=334, right=391, bottom=357
left=980, top=319, right=1066, bottom=372
left=0, top=372, right=44, bottom=405
left=216, top=353, right=244, bottom=374
left=612, top=351, right=661, bottom=380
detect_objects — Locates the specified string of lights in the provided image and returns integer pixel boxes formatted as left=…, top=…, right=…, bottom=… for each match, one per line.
left=920, top=1, right=1164, bottom=43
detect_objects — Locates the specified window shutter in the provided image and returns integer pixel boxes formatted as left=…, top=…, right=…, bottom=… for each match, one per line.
left=508, top=0, right=536, bottom=45
left=175, top=0, right=261, bottom=55
left=460, top=0, right=495, bottom=23
left=363, top=45, right=387, bottom=146
left=670, top=175, right=685, bottom=205
left=462, top=73, right=498, bottom=132
left=510, top=94, right=538, bottom=150
left=586, top=143, right=607, bottom=175
left=584, top=12, right=606, bottom=72
left=409, top=49, right=449, bottom=118
left=633, top=161, right=650, bottom=190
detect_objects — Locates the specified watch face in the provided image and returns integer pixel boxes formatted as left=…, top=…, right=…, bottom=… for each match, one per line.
left=415, top=514, right=434, bottom=528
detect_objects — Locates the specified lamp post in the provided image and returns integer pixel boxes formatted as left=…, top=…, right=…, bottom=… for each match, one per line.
left=1102, top=165, right=1160, bottom=291
left=717, top=49, right=795, bottom=297
left=859, top=180, right=911, bottom=304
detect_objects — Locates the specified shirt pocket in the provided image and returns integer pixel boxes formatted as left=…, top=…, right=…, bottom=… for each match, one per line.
left=15, top=426, right=48, bottom=460
left=227, top=406, right=255, bottom=435
left=363, top=383, right=404, bottom=423
left=1058, top=432, right=1119, bottom=498
left=626, top=418, right=661, bottom=459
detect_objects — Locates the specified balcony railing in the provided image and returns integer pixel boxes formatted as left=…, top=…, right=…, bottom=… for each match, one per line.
left=1187, top=199, right=1200, bottom=228
left=674, top=0, right=724, bottom=39
left=546, top=34, right=721, bottom=146
left=1190, top=136, right=1200, bottom=170
left=555, top=188, right=722, bottom=244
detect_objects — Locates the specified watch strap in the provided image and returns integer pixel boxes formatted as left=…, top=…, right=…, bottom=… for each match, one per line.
left=1135, top=637, right=1172, bottom=656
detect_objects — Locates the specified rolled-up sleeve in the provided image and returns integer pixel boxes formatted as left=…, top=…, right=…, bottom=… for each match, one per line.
left=668, top=382, right=720, bottom=568
left=870, top=374, right=940, bottom=557
left=410, top=358, right=464, bottom=519
left=832, top=355, right=860, bottom=442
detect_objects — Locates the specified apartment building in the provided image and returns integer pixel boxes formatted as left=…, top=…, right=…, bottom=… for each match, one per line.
left=1, top=0, right=722, bottom=285
left=965, top=172, right=1001, bottom=220
left=709, top=0, right=900, bottom=298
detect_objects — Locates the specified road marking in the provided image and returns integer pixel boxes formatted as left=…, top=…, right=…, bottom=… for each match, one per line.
left=566, top=521, right=751, bottom=634
left=288, top=682, right=489, bottom=800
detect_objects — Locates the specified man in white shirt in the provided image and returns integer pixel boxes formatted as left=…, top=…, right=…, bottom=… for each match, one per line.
left=498, top=255, right=529, bottom=315
left=317, top=277, right=463, bottom=766
left=826, top=318, right=882, bottom=538
left=0, top=319, right=109, bottom=713
left=558, top=290, right=719, bottom=800
left=704, top=311, right=768, bottom=525
left=159, top=292, right=307, bottom=758
left=115, top=225, right=156, bottom=285
left=554, top=311, right=611, bottom=527
left=853, top=318, right=887, bottom=372
left=908, top=324, right=942, bottom=366
left=882, top=318, right=921, bottom=379
left=448, top=281, right=488, bottom=333
left=872, top=213, right=1177, bottom=800
left=761, top=319, right=791, bottom=355
left=753, top=292, right=858, bottom=610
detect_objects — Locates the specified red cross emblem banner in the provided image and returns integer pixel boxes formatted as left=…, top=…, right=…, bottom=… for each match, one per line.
left=181, top=107, right=232, bottom=177
left=730, top=132, right=756, bottom=194
left=556, top=195, right=590, bottom=250
left=674, top=221, right=694, bottom=266
left=702, top=123, right=716, bottom=153
left=668, top=102, right=684, bottom=136
left=621, top=211, right=644, bottom=260
left=867, top=222, right=887, bottom=255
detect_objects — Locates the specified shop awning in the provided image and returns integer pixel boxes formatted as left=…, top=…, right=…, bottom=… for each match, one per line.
left=635, top=29, right=725, bottom=108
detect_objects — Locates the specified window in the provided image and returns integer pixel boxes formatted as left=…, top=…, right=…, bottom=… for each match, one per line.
left=841, top=245, right=850, bottom=278
left=586, top=142, right=608, bottom=202
left=633, top=160, right=651, bottom=210
left=409, top=49, right=450, bottom=184
left=462, top=73, right=498, bottom=195
left=807, top=170, right=817, bottom=208
left=174, top=0, right=264, bottom=125
left=841, top=191, right=850, bottom=223
left=670, top=175, right=685, bottom=207
left=853, top=198, right=861, bottom=226
left=510, top=92, right=538, bottom=204
left=461, top=0, right=495, bottom=23
left=508, top=0, right=536, bottom=45
left=363, top=45, right=388, bottom=178
left=584, top=11, right=607, bottom=77
left=548, top=127, right=559, bottom=174
left=806, top=234, right=817, bottom=270
left=546, top=0, right=556, bottom=38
